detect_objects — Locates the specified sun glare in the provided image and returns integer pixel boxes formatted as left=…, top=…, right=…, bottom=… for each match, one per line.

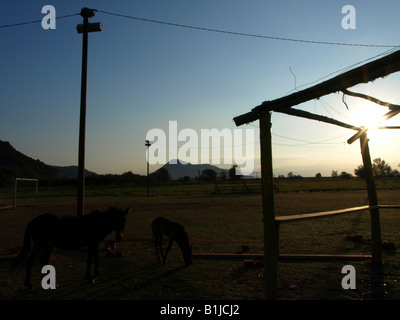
left=350, top=104, right=390, bottom=142
left=358, top=109, right=385, bottom=130
left=348, top=97, right=386, bottom=126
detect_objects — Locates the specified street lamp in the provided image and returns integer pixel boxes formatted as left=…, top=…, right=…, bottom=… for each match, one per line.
left=76, top=8, right=102, bottom=216
left=145, top=140, right=152, bottom=197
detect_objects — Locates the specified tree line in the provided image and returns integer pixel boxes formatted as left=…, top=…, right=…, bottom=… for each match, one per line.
left=23, top=158, right=399, bottom=188
left=278, top=158, right=399, bottom=180
left=331, top=158, right=399, bottom=179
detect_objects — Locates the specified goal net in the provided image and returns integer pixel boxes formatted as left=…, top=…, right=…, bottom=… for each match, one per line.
left=0, top=178, right=38, bottom=209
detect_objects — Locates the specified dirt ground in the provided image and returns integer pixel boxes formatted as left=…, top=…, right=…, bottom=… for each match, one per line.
left=0, top=190, right=399, bottom=300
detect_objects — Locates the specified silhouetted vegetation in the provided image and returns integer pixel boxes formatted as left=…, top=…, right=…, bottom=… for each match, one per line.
left=354, top=158, right=400, bottom=178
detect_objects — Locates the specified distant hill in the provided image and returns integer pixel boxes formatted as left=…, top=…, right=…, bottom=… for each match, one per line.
left=0, top=140, right=96, bottom=183
left=158, top=159, right=227, bottom=180
left=51, top=165, right=96, bottom=179
left=0, top=140, right=59, bottom=182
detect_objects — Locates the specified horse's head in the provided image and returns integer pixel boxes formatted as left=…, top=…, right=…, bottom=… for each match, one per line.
left=110, top=207, right=133, bottom=243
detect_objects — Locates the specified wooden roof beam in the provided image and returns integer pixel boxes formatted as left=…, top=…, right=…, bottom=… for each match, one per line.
left=342, top=89, right=400, bottom=110
left=275, top=108, right=362, bottom=131
left=234, top=49, right=400, bottom=126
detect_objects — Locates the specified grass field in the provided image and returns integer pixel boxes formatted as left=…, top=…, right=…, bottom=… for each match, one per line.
left=0, top=179, right=399, bottom=300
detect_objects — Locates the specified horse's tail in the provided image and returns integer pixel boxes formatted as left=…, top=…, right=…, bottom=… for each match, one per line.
left=10, top=222, right=32, bottom=272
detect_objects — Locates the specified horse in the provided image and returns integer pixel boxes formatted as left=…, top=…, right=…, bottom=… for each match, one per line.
left=151, top=216, right=193, bottom=266
left=11, top=207, right=132, bottom=288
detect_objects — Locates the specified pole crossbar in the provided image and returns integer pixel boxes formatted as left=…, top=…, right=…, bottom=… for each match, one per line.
left=13, top=178, right=38, bottom=209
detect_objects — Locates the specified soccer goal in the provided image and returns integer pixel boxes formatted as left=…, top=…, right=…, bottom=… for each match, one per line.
left=13, top=178, right=38, bottom=209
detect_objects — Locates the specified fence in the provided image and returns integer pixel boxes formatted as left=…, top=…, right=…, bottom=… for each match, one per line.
left=275, top=204, right=400, bottom=260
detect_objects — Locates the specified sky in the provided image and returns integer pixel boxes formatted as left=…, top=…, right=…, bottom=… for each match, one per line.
left=1, top=0, right=399, bottom=177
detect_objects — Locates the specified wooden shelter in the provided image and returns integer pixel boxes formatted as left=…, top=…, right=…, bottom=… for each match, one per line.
left=233, top=49, right=400, bottom=299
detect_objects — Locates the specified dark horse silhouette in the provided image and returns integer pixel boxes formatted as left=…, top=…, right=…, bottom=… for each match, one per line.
left=151, top=216, right=193, bottom=266
left=11, top=207, right=132, bottom=288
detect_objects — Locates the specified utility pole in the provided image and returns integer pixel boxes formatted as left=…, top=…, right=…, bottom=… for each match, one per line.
left=76, top=8, right=102, bottom=216
left=145, top=140, right=151, bottom=197
left=145, top=140, right=152, bottom=197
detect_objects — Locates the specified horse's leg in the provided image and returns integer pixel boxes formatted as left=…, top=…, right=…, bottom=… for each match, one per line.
left=154, top=238, right=160, bottom=263
left=86, top=246, right=94, bottom=283
left=39, top=246, right=53, bottom=267
left=24, top=246, right=39, bottom=288
left=155, top=235, right=163, bottom=263
left=93, top=244, right=100, bottom=277
left=162, top=239, right=174, bottom=265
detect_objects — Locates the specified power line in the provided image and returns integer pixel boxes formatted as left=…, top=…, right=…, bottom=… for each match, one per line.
left=96, top=9, right=399, bottom=48
left=283, top=48, right=399, bottom=96
left=247, top=123, right=349, bottom=146
left=272, top=132, right=349, bottom=146
left=0, top=13, right=80, bottom=29
left=2, top=8, right=399, bottom=49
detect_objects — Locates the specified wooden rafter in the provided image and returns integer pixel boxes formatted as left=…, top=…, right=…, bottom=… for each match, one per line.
left=342, top=88, right=400, bottom=110
left=234, top=49, right=400, bottom=126
left=276, top=108, right=362, bottom=131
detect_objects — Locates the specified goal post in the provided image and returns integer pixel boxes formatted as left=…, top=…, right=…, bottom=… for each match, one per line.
left=13, top=178, right=38, bottom=209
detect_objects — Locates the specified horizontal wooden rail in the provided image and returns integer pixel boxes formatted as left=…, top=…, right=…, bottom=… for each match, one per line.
left=193, top=253, right=263, bottom=259
left=275, top=205, right=370, bottom=224
left=275, top=204, right=400, bottom=224
left=271, top=204, right=400, bottom=262
left=192, top=253, right=372, bottom=261
left=379, top=204, right=400, bottom=209
left=278, top=254, right=372, bottom=261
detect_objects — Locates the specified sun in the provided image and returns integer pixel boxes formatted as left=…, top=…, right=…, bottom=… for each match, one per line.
left=349, top=104, right=391, bottom=142
left=356, top=106, right=387, bottom=130
left=342, top=85, right=400, bottom=147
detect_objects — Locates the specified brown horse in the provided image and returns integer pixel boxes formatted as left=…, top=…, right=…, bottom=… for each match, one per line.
left=151, top=217, right=193, bottom=266
left=11, top=207, right=132, bottom=288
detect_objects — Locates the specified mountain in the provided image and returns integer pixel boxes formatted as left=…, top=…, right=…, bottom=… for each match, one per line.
left=51, top=165, right=96, bottom=179
left=158, top=159, right=227, bottom=180
left=0, top=140, right=59, bottom=181
left=0, top=140, right=96, bottom=182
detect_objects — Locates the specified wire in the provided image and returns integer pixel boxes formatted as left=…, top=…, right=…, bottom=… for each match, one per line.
left=272, top=132, right=349, bottom=146
left=289, top=67, right=298, bottom=91
left=0, top=13, right=80, bottom=29
left=283, top=48, right=399, bottom=96
left=96, top=9, right=400, bottom=48
left=3, top=8, right=399, bottom=48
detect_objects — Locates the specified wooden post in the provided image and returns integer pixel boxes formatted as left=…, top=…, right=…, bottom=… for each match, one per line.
left=359, top=132, right=382, bottom=265
left=77, top=9, right=90, bottom=217
left=259, top=111, right=277, bottom=300
left=359, top=132, right=384, bottom=298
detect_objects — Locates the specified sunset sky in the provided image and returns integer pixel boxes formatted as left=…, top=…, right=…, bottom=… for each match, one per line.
left=1, top=1, right=399, bottom=177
